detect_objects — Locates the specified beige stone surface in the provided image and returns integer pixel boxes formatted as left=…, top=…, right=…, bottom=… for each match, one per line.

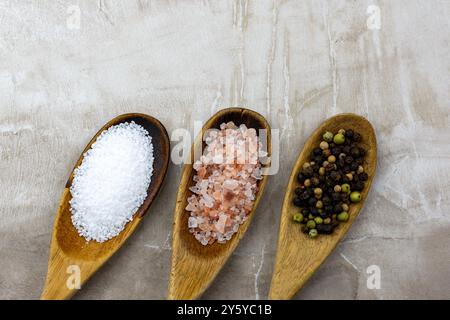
left=1, top=0, right=449, bottom=299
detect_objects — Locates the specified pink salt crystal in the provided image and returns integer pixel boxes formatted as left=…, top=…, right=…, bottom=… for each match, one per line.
left=186, top=121, right=263, bottom=245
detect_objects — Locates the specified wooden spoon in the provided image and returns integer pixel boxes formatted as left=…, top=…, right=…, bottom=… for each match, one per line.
left=168, top=108, right=271, bottom=300
left=41, top=113, right=170, bottom=300
left=269, top=113, right=377, bottom=300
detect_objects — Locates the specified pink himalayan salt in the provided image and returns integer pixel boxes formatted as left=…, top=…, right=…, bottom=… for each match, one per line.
left=186, top=121, right=264, bottom=245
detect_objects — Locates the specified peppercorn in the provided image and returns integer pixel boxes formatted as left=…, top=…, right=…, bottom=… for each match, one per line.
left=342, top=203, right=349, bottom=211
left=341, top=183, right=351, bottom=194
left=302, top=167, right=314, bottom=177
left=323, top=218, right=331, bottom=225
left=334, top=185, right=342, bottom=192
left=333, top=133, right=345, bottom=145
left=358, top=172, right=368, bottom=181
left=350, top=191, right=361, bottom=203
left=293, top=213, right=303, bottom=223
left=344, top=156, right=353, bottom=165
left=323, top=149, right=331, bottom=157
left=309, top=229, right=318, bottom=238
left=343, top=146, right=351, bottom=154
left=359, top=147, right=366, bottom=156
left=350, top=147, right=360, bottom=158
left=325, top=163, right=336, bottom=172
left=306, top=220, right=316, bottom=229
left=345, top=129, right=354, bottom=139
left=334, top=203, right=343, bottom=213
left=293, top=197, right=303, bottom=207
left=337, top=211, right=349, bottom=222
left=295, top=187, right=303, bottom=196
left=316, top=200, right=323, bottom=209
left=352, top=181, right=365, bottom=191
left=330, top=171, right=341, bottom=181
left=357, top=165, right=364, bottom=174
left=313, top=148, right=322, bottom=156
left=308, top=213, right=314, bottom=220
left=311, top=177, right=320, bottom=186
left=353, top=132, right=361, bottom=142
left=327, top=155, right=336, bottom=164
left=323, top=131, right=334, bottom=142
left=304, top=179, right=311, bottom=187
left=332, top=192, right=341, bottom=201
left=320, top=141, right=329, bottom=150
left=314, top=217, right=323, bottom=225
left=317, top=224, right=333, bottom=234
left=314, top=188, right=323, bottom=196
left=345, top=173, right=353, bottom=181
left=319, top=167, right=325, bottom=176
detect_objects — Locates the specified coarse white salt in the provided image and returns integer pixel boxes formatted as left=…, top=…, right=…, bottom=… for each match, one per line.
left=70, top=121, right=154, bottom=242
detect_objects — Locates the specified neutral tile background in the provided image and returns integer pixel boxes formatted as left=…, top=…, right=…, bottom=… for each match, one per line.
left=0, top=0, right=449, bottom=299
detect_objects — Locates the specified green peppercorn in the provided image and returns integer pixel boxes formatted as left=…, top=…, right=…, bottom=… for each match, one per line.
left=293, top=213, right=303, bottom=223
left=350, top=191, right=362, bottom=203
left=333, top=133, right=345, bottom=145
left=306, top=220, right=316, bottom=229
left=337, top=211, right=349, bottom=222
left=341, top=183, right=351, bottom=194
left=309, top=229, right=318, bottom=238
left=308, top=214, right=314, bottom=220
left=314, top=217, right=323, bottom=225
left=323, top=131, right=334, bottom=142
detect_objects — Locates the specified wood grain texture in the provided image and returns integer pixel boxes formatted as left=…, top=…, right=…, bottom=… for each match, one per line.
left=269, top=114, right=377, bottom=300
left=41, top=113, right=170, bottom=300
left=168, top=108, right=271, bottom=300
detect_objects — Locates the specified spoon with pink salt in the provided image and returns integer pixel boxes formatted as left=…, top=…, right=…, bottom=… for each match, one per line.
left=168, top=107, right=271, bottom=300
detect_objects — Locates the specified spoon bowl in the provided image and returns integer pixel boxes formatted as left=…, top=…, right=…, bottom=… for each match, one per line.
left=269, top=113, right=377, bottom=300
left=41, top=113, right=170, bottom=299
left=168, top=107, right=271, bottom=300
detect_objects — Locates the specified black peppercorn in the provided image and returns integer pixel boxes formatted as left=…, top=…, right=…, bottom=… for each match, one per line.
left=358, top=172, right=369, bottom=181
left=334, top=203, right=343, bottom=213
left=322, top=195, right=331, bottom=205
left=310, top=208, right=319, bottom=216
left=353, top=132, right=361, bottom=142
left=345, top=129, right=354, bottom=139
left=317, top=224, right=333, bottom=234
left=332, top=192, right=341, bottom=201
left=311, top=177, right=320, bottom=186
left=350, top=162, right=359, bottom=171
left=345, top=156, right=354, bottom=164
left=324, top=205, right=334, bottom=213
left=297, top=173, right=305, bottom=183
left=343, top=146, right=351, bottom=154
left=350, top=147, right=360, bottom=158
left=352, top=181, right=365, bottom=191
left=359, top=147, right=366, bottom=157
left=295, top=187, right=304, bottom=195
left=308, top=197, right=316, bottom=207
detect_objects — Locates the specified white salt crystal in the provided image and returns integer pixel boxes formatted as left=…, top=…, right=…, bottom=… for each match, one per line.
left=69, top=122, right=154, bottom=243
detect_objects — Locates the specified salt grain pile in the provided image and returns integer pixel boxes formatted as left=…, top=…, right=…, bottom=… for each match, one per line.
left=186, top=121, right=265, bottom=245
left=70, top=122, right=154, bottom=242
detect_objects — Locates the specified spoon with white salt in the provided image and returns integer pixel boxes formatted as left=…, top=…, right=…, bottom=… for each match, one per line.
left=41, top=113, right=170, bottom=300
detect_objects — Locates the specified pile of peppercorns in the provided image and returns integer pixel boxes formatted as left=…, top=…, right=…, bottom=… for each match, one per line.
left=292, top=128, right=368, bottom=238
